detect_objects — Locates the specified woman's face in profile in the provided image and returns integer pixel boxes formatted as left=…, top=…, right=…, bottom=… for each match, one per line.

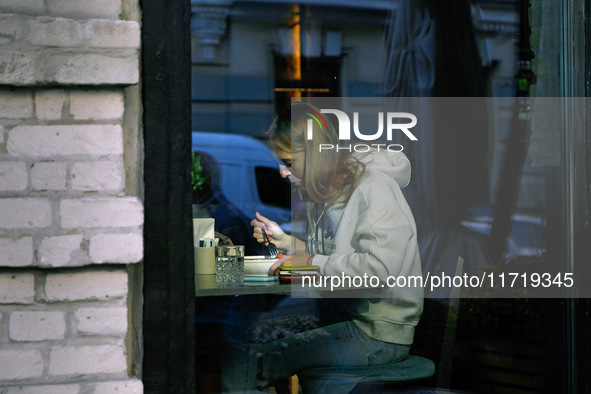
left=277, top=150, right=305, bottom=188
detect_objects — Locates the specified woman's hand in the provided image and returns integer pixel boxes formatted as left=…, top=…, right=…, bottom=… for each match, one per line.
left=268, top=250, right=311, bottom=276
left=251, top=212, right=291, bottom=252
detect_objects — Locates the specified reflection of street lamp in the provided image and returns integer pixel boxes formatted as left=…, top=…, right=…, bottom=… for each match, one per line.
left=277, top=5, right=302, bottom=96
left=191, top=0, right=232, bottom=62
left=279, top=12, right=337, bottom=59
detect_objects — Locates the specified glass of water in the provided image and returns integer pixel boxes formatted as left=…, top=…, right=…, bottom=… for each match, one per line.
left=215, top=245, right=245, bottom=285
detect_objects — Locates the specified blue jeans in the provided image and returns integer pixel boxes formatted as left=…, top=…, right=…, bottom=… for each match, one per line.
left=221, top=319, right=410, bottom=392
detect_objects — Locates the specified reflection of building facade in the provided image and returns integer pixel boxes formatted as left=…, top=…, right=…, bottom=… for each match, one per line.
left=190, top=0, right=561, bottom=265
left=190, top=0, right=519, bottom=137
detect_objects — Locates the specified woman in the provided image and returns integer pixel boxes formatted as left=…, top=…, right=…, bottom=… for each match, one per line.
left=223, top=102, right=423, bottom=392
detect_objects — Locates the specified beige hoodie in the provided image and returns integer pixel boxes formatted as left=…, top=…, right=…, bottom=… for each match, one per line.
left=308, top=150, right=423, bottom=345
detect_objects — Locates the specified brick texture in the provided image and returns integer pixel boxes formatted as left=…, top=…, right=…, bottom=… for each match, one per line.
left=70, top=90, right=124, bottom=120
left=0, top=273, right=35, bottom=304
left=28, top=17, right=84, bottom=47
left=0, top=1, right=46, bottom=16
left=7, top=125, right=123, bottom=157
left=0, top=237, right=33, bottom=267
left=30, top=162, right=67, bottom=191
left=45, top=269, right=128, bottom=302
left=71, top=162, right=124, bottom=192
left=0, top=350, right=43, bottom=380
left=85, top=21, right=140, bottom=48
left=9, top=311, right=66, bottom=341
left=0, top=198, right=52, bottom=228
left=0, top=52, right=37, bottom=85
left=0, top=53, right=139, bottom=86
left=45, top=54, right=139, bottom=85
left=0, top=161, right=28, bottom=192
left=75, top=307, right=128, bottom=336
left=4, top=385, right=81, bottom=394
left=60, top=198, right=143, bottom=228
left=89, top=233, right=142, bottom=264
left=0, top=90, right=33, bottom=119
left=0, top=6, right=143, bottom=391
left=47, top=0, right=122, bottom=20
left=92, top=379, right=143, bottom=394
left=35, top=90, right=66, bottom=120
left=0, top=14, right=26, bottom=45
left=48, top=345, right=127, bottom=376
left=0, top=11, right=140, bottom=86
left=38, top=234, right=83, bottom=267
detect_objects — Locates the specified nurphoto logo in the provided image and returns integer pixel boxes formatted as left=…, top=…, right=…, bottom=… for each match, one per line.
left=305, top=108, right=418, bottom=152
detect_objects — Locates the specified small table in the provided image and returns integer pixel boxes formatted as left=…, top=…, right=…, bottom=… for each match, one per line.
left=195, top=274, right=291, bottom=297
left=195, top=274, right=375, bottom=297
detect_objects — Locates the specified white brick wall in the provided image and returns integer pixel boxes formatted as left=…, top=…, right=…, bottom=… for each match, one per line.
left=48, top=345, right=127, bottom=376
left=47, top=54, right=140, bottom=85
left=0, top=5, right=143, bottom=390
left=0, top=161, right=28, bottom=192
left=0, top=237, right=33, bottom=267
left=47, top=0, right=122, bottom=20
left=30, top=162, right=67, bottom=191
left=28, top=17, right=83, bottom=47
left=85, top=21, right=141, bottom=48
left=38, top=234, right=83, bottom=267
left=71, top=162, right=124, bottom=192
left=0, top=90, right=33, bottom=119
left=0, top=22, right=139, bottom=85
left=91, top=379, right=143, bottom=394
left=0, top=350, right=43, bottom=380
left=1, top=16, right=140, bottom=49
left=7, top=125, right=124, bottom=157
left=0, top=198, right=52, bottom=228
left=61, top=198, right=143, bottom=228
left=0, top=14, right=25, bottom=45
left=9, top=311, right=66, bottom=341
left=0, top=1, right=46, bottom=16
left=70, top=90, right=124, bottom=120
left=75, top=307, right=128, bottom=336
left=35, top=90, right=66, bottom=120
left=0, top=1, right=124, bottom=20
left=0, top=53, right=139, bottom=86
left=89, top=233, right=142, bottom=264
left=0, top=52, right=36, bottom=85
left=0, top=273, right=35, bottom=304
left=45, top=270, right=128, bottom=302
left=4, top=384, right=81, bottom=394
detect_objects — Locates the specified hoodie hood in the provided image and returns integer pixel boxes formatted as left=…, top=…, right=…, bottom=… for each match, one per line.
left=356, top=150, right=411, bottom=188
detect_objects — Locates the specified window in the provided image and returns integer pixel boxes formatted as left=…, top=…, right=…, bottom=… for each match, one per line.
left=142, top=1, right=590, bottom=392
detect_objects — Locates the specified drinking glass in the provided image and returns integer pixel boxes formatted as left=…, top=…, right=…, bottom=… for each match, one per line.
left=215, top=245, right=245, bottom=285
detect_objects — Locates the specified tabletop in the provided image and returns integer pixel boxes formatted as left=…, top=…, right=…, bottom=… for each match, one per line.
left=195, top=274, right=293, bottom=297
left=195, top=274, right=383, bottom=297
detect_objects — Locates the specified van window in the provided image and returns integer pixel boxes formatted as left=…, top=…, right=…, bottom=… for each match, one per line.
left=254, top=166, right=291, bottom=209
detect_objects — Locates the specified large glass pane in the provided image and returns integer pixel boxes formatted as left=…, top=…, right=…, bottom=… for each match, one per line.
left=191, top=1, right=581, bottom=392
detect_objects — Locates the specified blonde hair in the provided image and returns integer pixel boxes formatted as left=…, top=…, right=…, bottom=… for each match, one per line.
left=268, top=102, right=365, bottom=204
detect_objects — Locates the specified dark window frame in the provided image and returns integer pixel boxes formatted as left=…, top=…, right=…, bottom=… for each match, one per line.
left=141, top=0, right=195, bottom=393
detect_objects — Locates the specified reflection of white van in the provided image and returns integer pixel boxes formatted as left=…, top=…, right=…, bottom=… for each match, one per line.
left=192, top=132, right=291, bottom=227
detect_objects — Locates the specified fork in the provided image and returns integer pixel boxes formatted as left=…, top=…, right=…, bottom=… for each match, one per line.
left=261, top=225, right=278, bottom=258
